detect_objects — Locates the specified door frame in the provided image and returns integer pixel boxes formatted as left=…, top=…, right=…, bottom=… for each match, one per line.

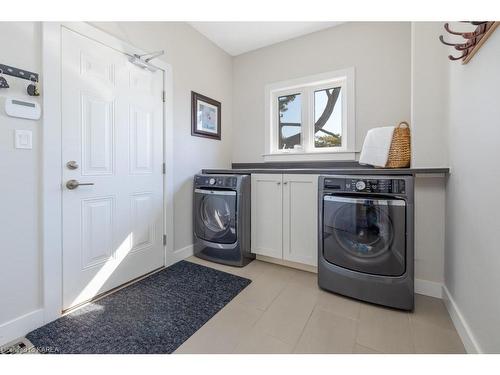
left=41, top=22, right=174, bottom=324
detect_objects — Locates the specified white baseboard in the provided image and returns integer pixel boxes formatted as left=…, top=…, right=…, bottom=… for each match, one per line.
left=442, top=286, right=481, bottom=354
left=172, top=244, right=194, bottom=263
left=415, top=279, right=443, bottom=299
left=0, top=309, right=44, bottom=347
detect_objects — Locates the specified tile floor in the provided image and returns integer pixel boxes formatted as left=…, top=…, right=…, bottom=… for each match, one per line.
left=7, top=257, right=465, bottom=354
left=175, top=257, right=466, bottom=354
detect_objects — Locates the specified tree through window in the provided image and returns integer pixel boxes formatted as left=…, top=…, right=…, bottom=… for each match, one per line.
left=314, top=87, right=342, bottom=148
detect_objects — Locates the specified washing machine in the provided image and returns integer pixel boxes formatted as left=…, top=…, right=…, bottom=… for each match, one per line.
left=318, top=175, right=414, bottom=310
left=193, top=174, right=254, bottom=267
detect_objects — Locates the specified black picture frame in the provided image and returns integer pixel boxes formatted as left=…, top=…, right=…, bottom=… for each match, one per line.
left=191, top=91, right=221, bottom=140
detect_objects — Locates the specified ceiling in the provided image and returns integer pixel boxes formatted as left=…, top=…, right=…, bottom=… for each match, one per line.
left=189, top=22, right=343, bottom=56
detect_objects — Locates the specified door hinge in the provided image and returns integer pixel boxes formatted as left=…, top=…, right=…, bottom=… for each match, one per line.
left=162, top=162, right=166, bottom=174
left=163, top=234, right=167, bottom=246
left=162, top=90, right=166, bottom=103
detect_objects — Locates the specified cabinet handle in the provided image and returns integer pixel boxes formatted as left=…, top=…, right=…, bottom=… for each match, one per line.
left=277, top=182, right=281, bottom=185
left=283, top=181, right=288, bottom=185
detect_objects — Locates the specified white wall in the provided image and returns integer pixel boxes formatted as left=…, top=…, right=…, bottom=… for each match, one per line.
left=445, top=27, right=500, bottom=353
left=0, top=21, right=233, bottom=345
left=91, top=22, right=234, bottom=252
left=232, top=22, right=411, bottom=163
left=0, top=22, right=43, bottom=342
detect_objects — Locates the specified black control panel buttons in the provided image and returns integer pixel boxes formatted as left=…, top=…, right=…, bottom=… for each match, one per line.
left=194, top=175, right=238, bottom=188
left=324, top=178, right=405, bottom=194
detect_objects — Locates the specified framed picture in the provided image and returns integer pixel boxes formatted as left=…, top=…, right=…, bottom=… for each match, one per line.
left=191, top=91, right=221, bottom=140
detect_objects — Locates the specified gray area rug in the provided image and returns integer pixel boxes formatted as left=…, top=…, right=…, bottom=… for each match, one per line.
left=26, top=260, right=251, bottom=354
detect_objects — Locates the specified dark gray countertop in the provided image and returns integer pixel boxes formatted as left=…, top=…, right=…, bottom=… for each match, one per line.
left=201, top=167, right=449, bottom=176
left=201, top=162, right=449, bottom=176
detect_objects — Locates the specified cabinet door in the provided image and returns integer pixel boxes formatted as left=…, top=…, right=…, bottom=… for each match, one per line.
left=282, top=174, right=318, bottom=266
left=251, top=174, right=283, bottom=258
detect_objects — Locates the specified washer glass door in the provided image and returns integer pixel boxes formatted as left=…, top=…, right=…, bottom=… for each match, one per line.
left=194, top=189, right=237, bottom=244
left=322, top=195, right=406, bottom=276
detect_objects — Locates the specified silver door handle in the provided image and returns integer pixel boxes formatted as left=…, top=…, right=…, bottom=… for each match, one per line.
left=66, top=179, right=95, bottom=190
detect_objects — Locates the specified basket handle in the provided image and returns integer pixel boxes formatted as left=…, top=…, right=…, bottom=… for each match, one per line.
left=397, top=121, right=410, bottom=128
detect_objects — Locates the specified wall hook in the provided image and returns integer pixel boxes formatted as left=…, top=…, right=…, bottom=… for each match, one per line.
left=439, top=21, right=499, bottom=64
left=448, top=50, right=469, bottom=61
left=0, top=69, right=9, bottom=88
left=27, top=77, right=40, bottom=97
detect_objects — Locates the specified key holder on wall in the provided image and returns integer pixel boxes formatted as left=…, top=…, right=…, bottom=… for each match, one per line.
left=0, top=69, right=9, bottom=88
left=439, top=21, right=499, bottom=64
left=27, top=77, right=40, bottom=97
left=0, top=63, right=40, bottom=95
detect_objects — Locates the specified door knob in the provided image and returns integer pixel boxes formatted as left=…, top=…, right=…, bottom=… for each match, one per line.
left=66, top=179, right=95, bottom=190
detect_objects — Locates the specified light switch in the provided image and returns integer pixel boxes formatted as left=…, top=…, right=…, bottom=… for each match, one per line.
left=15, top=130, right=33, bottom=149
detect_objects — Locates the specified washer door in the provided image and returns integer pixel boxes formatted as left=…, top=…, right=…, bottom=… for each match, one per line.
left=194, top=189, right=237, bottom=244
left=322, top=195, right=406, bottom=276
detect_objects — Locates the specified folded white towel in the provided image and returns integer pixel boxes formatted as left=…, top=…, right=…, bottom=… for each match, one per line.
left=359, top=126, right=395, bottom=167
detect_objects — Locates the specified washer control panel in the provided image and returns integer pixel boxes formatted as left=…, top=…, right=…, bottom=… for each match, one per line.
left=194, top=174, right=238, bottom=188
left=324, top=177, right=406, bottom=194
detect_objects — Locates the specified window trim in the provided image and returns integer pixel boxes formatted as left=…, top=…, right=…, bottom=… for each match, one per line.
left=264, top=68, right=355, bottom=161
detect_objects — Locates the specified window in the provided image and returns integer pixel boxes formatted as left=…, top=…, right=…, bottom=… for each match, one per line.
left=278, top=93, right=302, bottom=150
left=314, top=87, right=342, bottom=148
left=265, top=68, right=355, bottom=160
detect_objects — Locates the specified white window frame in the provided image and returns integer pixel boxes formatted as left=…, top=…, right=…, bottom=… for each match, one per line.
left=264, top=68, right=355, bottom=162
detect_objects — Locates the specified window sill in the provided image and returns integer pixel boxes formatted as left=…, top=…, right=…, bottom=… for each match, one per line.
left=263, top=150, right=357, bottom=162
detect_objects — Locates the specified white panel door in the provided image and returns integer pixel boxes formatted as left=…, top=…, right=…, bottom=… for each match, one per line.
left=61, top=28, right=164, bottom=310
left=251, top=174, right=283, bottom=259
left=282, top=174, right=318, bottom=266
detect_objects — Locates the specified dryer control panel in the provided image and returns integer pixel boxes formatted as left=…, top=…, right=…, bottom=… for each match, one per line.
left=194, top=174, right=239, bottom=188
left=324, top=177, right=406, bottom=194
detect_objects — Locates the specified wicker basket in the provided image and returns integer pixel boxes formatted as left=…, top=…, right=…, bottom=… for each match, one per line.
left=386, top=121, right=411, bottom=168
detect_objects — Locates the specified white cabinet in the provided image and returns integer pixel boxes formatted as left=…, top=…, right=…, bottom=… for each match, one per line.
left=251, top=174, right=283, bottom=259
left=282, top=174, right=318, bottom=266
left=251, top=173, right=318, bottom=267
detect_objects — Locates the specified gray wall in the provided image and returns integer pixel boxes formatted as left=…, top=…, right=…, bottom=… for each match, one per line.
left=411, top=23, right=449, bottom=286
left=231, top=22, right=411, bottom=162
left=411, top=22, right=449, bottom=168
left=445, top=27, right=500, bottom=353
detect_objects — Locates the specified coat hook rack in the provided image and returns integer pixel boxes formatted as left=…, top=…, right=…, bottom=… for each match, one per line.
left=0, top=63, right=39, bottom=82
left=439, top=21, right=499, bottom=64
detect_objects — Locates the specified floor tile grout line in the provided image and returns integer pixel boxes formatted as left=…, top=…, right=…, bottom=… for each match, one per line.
left=405, top=311, right=417, bottom=354
left=313, top=300, right=361, bottom=322
left=290, top=300, right=320, bottom=353
left=249, top=277, right=318, bottom=349
left=409, top=312, right=457, bottom=333
left=352, top=308, right=362, bottom=353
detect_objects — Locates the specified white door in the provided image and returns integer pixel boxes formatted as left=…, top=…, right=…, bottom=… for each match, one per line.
left=251, top=174, right=283, bottom=259
left=61, top=28, right=165, bottom=310
left=283, top=174, right=318, bottom=266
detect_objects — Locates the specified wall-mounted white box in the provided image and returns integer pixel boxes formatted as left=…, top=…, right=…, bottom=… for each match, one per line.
left=5, top=98, right=41, bottom=120
left=15, top=130, right=33, bottom=149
